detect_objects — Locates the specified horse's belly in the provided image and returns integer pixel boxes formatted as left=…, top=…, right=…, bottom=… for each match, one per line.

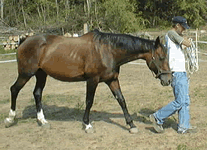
left=46, top=69, right=85, bottom=82
left=49, top=74, right=85, bottom=82
left=41, top=61, right=86, bottom=82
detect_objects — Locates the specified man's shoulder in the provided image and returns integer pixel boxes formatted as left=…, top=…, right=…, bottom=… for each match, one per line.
left=167, top=30, right=178, bottom=37
left=167, top=30, right=183, bottom=44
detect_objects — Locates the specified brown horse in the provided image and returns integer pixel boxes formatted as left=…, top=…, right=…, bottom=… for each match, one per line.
left=5, top=29, right=171, bottom=133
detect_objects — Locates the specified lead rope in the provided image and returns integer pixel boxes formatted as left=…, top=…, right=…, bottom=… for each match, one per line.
left=185, top=39, right=199, bottom=75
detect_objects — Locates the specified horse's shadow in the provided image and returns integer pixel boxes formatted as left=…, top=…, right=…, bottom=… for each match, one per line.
left=22, top=104, right=135, bottom=131
left=21, top=105, right=178, bottom=132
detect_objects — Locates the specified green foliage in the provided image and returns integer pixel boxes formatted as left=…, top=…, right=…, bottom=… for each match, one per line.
left=100, top=0, right=146, bottom=33
left=178, top=0, right=207, bottom=28
left=0, top=47, right=16, bottom=54
left=1, top=0, right=207, bottom=33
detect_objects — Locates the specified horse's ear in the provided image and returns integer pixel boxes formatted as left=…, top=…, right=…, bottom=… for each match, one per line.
left=155, top=36, right=160, bottom=49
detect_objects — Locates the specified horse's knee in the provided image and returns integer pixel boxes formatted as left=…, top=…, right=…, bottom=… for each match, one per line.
left=10, top=85, right=20, bottom=96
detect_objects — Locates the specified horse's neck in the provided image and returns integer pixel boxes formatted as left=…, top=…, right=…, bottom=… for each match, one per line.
left=114, top=41, right=152, bottom=66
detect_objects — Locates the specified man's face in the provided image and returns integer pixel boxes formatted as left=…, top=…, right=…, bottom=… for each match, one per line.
left=176, top=23, right=186, bottom=35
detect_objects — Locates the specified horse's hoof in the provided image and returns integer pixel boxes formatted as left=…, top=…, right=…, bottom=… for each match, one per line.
left=82, top=123, right=95, bottom=133
left=4, top=118, right=18, bottom=128
left=37, top=119, right=51, bottom=129
left=85, top=127, right=95, bottom=133
left=129, top=127, right=138, bottom=134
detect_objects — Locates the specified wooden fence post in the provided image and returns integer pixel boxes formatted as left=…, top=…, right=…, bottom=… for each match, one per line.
left=84, top=23, right=89, bottom=34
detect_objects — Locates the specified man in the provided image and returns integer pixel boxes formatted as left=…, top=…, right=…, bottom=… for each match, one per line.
left=150, top=16, right=197, bottom=134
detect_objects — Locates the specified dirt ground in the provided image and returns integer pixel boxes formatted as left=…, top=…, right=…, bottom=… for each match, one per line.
left=0, top=57, right=207, bottom=150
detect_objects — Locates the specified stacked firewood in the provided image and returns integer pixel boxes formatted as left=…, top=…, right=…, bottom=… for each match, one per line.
left=2, top=32, right=34, bottom=50
left=2, top=35, right=19, bottom=50
left=63, top=32, right=79, bottom=37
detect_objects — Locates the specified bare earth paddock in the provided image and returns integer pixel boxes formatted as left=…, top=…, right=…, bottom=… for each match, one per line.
left=0, top=58, right=207, bottom=150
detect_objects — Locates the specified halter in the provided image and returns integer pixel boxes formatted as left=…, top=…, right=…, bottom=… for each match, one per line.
left=149, top=49, right=171, bottom=78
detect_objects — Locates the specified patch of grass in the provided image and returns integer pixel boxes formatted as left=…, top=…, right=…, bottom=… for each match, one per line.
left=0, top=54, right=16, bottom=61
left=193, top=86, right=207, bottom=101
left=42, top=94, right=80, bottom=105
left=0, top=47, right=17, bottom=61
left=0, top=99, right=10, bottom=104
left=75, top=102, right=84, bottom=111
left=0, top=113, right=7, bottom=123
left=18, top=118, right=36, bottom=124
left=41, top=94, right=85, bottom=115
left=0, top=47, right=17, bottom=54
left=177, top=144, right=187, bottom=150
left=198, top=36, right=207, bottom=50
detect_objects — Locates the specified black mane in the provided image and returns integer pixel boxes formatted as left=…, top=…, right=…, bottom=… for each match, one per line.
left=92, top=29, right=155, bottom=53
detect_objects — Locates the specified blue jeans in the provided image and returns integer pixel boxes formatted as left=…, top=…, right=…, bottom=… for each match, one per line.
left=154, top=72, right=190, bottom=130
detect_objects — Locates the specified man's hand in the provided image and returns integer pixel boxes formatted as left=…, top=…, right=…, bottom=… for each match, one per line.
left=182, top=37, right=192, bottom=47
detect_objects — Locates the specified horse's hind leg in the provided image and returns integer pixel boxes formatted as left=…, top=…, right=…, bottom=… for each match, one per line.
left=33, top=69, right=49, bottom=127
left=5, top=74, right=32, bottom=127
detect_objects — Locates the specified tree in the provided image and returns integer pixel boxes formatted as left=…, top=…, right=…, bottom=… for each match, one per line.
left=177, top=0, right=207, bottom=28
left=100, top=0, right=146, bottom=33
left=1, top=0, right=206, bottom=33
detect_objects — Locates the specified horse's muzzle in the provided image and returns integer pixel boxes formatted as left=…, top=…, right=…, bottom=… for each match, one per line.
left=161, top=79, right=171, bottom=86
left=159, top=73, right=172, bottom=86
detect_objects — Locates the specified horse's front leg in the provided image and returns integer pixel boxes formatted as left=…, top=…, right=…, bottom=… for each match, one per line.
left=105, top=79, right=138, bottom=133
left=82, top=77, right=99, bottom=133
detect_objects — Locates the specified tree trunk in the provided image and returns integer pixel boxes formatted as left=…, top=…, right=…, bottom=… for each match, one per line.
left=55, top=0, right=59, bottom=21
left=41, top=4, right=46, bottom=26
left=22, top=5, right=27, bottom=28
left=65, top=0, right=70, bottom=22
left=86, top=0, right=90, bottom=18
left=36, top=3, right=42, bottom=19
left=1, top=0, right=3, bottom=20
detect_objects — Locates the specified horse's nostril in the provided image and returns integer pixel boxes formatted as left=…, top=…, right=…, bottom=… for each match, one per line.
left=169, top=79, right=172, bottom=84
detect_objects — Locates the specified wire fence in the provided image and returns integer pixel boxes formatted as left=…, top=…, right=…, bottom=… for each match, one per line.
left=0, top=52, right=16, bottom=63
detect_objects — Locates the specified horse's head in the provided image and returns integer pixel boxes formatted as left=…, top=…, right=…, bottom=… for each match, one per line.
left=146, top=36, right=172, bottom=86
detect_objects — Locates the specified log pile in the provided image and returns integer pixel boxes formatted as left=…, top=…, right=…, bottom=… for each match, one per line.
left=3, top=35, right=19, bottom=50
left=2, top=32, right=34, bottom=51
left=63, top=32, right=79, bottom=37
